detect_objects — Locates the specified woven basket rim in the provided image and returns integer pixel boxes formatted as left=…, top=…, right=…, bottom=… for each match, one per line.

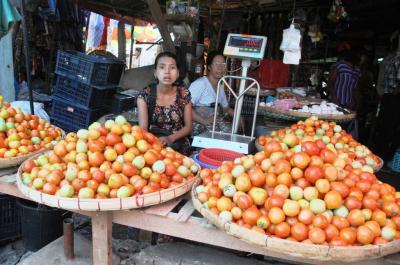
left=0, top=127, right=64, bottom=169
left=258, top=105, right=356, bottom=122
left=191, top=178, right=400, bottom=262
left=16, top=151, right=199, bottom=211
left=0, top=147, right=51, bottom=169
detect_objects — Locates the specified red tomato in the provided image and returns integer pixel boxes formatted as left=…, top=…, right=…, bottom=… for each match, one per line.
left=357, top=225, right=374, bottom=245
left=291, top=222, right=308, bottom=241
left=347, top=209, right=365, bottom=226
left=264, top=195, right=284, bottom=210
left=320, top=148, right=337, bottom=163
left=301, top=141, right=320, bottom=156
left=340, top=227, right=357, bottom=244
left=309, top=227, right=326, bottom=244
left=242, top=207, right=261, bottom=226
left=237, top=194, right=254, bottom=210
left=298, top=209, right=315, bottom=225
left=325, top=224, right=339, bottom=242
left=304, top=165, right=324, bottom=184
left=274, top=222, right=291, bottom=239
left=345, top=196, right=363, bottom=210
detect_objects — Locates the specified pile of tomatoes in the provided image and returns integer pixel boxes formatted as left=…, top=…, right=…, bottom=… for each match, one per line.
left=258, top=117, right=381, bottom=169
left=196, top=118, right=400, bottom=246
left=0, top=97, right=63, bottom=158
left=20, top=116, right=199, bottom=199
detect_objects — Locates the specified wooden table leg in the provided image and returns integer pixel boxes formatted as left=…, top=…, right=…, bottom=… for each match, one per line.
left=92, top=212, right=112, bottom=265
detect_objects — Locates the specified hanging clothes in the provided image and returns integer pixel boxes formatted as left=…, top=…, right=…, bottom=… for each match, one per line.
left=86, top=12, right=104, bottom=50
left=258, top=59, right=290, bottom=89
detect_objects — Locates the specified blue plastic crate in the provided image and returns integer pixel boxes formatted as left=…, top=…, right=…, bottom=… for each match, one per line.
left=0, top=194, right=21, bottom=242
left=50, top=96, right=107, bottom=132
left=54, top=75, right=117, bottom=108
left=230, top=94, right=266, bottom=116
left=55, top=50, right=125, bottom=85
left=390, top=149, right=400, bottom=173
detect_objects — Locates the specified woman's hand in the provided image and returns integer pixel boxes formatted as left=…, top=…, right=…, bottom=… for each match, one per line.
left=203, top=116, right=214, bottom=126
left=159, top=136, right=174, bottom=145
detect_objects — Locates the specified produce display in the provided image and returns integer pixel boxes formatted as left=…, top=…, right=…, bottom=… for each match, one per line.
left=260, top=100, right=348, bottom=115
left=19, top=116, right=199, bottom=199
left=194, top=117, right=399, bottom=246
left=278, top=91, right=297, bottom=100
left=294, top=101, right=347, bottom=115
left=257, top=117, right=381, bottom=170
left=0, top=97, right=63, bottom=158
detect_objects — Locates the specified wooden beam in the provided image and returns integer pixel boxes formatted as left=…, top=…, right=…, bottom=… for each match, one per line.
left=73, top=0, right=152, bottom=23
left=146, top=0, right=176, bottom=53
left=92, top=212, right=113, bottom=265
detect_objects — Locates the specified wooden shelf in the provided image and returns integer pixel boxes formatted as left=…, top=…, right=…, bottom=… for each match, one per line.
left=164, top=14, right=197, bottom=24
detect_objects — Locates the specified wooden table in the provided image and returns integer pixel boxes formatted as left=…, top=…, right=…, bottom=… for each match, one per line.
left=1, top=170, right=400, bottom=265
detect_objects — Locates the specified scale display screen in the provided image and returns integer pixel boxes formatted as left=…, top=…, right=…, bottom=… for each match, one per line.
left=228, top=36, right=263, bottom=52
left=224, top=33, right=267, bottom=60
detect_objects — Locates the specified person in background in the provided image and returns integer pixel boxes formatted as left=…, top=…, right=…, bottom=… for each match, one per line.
left=189, top=50, right=243, bottom=135
left=372, top=33, right=400, bottom=161
left=356, top=53, right=376, bottom=144
left=328, top=49, right=360, bottom=139
left=137, top=51, right=192, bottom=155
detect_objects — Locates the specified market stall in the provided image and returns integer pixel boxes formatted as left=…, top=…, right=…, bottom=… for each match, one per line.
left=1, top=0, right=400, bottom=264
left=1, top=170, right=400, bottom=265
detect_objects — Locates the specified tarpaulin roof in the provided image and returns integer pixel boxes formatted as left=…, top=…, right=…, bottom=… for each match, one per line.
left=0, top=0, right=21, bottom=38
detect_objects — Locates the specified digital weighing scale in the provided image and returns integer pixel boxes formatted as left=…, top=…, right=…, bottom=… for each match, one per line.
left=192, top=34, right=267, bottom=154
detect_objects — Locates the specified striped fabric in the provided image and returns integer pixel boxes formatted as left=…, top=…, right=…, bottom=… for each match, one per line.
left=384, top=53, right=400, bottom=94
left=333, top=62, right=360, bottom=109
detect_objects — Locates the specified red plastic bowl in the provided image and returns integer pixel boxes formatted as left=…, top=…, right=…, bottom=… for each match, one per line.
left=198, top=148, right=243, bottom=167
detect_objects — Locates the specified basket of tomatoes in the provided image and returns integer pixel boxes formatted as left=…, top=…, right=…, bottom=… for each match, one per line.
left=0, top=98, right=63, bottom=169
left=256, top=117, right=383, bottom=172
left=16, top=116, right=200, bottom=211
left=192, top=122, right=400, bottom=262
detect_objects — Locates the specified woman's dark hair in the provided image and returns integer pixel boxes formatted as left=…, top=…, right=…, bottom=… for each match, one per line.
left=154, top=51, right=179, bottom=69
left=206, top=50, right=224, bottom=66
left=339, top=49, right=360, bottom=66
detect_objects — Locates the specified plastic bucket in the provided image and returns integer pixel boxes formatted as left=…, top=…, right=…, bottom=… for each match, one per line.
left=199, top=148, right=243, bottom=167
left=192, top=154, right=217, bottom=169
left=17, top=198, right=71, bottom=251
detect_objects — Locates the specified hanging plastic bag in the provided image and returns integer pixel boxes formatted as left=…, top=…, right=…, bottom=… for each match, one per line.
left=280, top=24, right=301, bottom=52
left=10, top=101, right=50, bottom=122
left=283, top=50, right=301, bottom=65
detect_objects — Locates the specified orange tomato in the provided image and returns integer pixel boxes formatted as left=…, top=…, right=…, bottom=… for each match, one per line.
left=309, top=227, right=326, bottom=244
left=291, top=222, right=308, bottom=241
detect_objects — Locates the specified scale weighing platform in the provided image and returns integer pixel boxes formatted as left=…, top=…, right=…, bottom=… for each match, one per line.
left=192, top=131, right=256, bottom=154
left=192, top=33, right=267, bottom=154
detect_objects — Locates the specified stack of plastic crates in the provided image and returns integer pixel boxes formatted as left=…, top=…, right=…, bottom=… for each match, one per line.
left=0, top=194, right=21, bottom=242
left=389, top=149, right=400, bottom=173
left=51, top=50, right=124, bottom=132
left=230, top=94, right=267, bottom=116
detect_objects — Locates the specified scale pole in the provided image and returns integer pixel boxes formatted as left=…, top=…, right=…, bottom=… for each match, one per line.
left=21, top=0, right=34, bottom=114
left=233, top=59, right=250, bottom=133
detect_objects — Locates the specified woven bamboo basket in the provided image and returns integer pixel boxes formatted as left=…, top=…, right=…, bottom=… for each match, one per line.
left=258, top=105, right=356, bottom=123
left=16, top=153, right=199, bottom=211
left=372, top=157, right=384, bottom=172
left=0, top=147, right=52, bottom=169
left=255, top=139, right=264, bottom=152
left=246, top=89, right=275, bottom=97
left=0, top=128, right=64, bottom=169
left=191, top=179, right=400, bottom=263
